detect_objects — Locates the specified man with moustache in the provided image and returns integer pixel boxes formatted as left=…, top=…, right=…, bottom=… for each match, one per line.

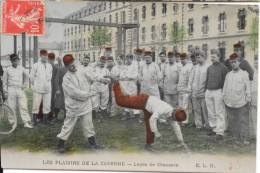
left=205, top=49, right=229, bottom=140
left=139, top=51, right=162, bottom=99
left=3, top=54, right=33, bottom=128
left=30, top=50, right=53, bottom=125
left=57, top=54, right=109, bottom=153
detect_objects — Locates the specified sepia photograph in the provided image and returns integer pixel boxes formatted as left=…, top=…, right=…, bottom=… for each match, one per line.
left=0, top=1, right=258, bottom=173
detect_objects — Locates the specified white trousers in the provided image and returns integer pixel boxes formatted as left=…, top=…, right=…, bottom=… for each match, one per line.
left=178, top=93, right=190, bottom=124
left=170, top=121, right=184, bottom=142
left=205, top=89, right=226, bottom=135
left=193, top=97, right=209, bottom=129
left=7, top=86, right=31, bottom=124
left=57, top=112, right=95, bottom=140
left=32, top=92, right=51, bottom=114
left=164, top=94, right=178, bottom=110
left=91, top=89, right=109, bottom=111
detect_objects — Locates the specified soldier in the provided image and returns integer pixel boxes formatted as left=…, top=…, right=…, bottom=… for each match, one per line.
left=189, top=51, right=210, bottom=130
left=112, top=82, right=188, bottom=152
left=56, top=54, right=109, bottom=153
left=174, top=52, right=182, bottom=69
left=222, top=53, right=251, bottom=145
left=30, top=50, right=53, bottom=125
left=134, top=48, right=143, bottom=95
left=3, top=54, right=33, bottom=128
left=119, top=54, right=142, bottom=122
left=158, top=51, right=167, bottom=100
left=177, top=53, right=192, bottom=126
left=139, top=51, right=162, bottom=99
left=104, top=46, right=112, bottom=58
left=106, top=56, right=116, bottom=117
left=54, top=62, right=68, bottom=121
left=205, top=49, right=229, bottom=140
left=91, top=56, right=111, bottom=119
left=162, top=51, right=179, bottom=111
left=48, top=53, right=58, bottom=122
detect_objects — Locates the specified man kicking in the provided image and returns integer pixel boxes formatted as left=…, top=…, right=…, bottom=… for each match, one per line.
left=112, top=82, right=188, bottom=152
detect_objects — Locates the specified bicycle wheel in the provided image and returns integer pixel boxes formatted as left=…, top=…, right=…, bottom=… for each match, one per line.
left=0, top=103, right=17, bottom=135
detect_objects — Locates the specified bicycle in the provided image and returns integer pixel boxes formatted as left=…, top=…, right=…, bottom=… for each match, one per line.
left=0, top=83, right=17, bottom=135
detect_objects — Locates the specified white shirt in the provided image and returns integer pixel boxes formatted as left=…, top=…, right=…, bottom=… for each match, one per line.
left=30, top=62, right=52, bottom=94
left=177, top=63, right=192, bottom=93
left=145, top=96, right=173, bottom=133
left=162, top=63, right=179, bottom=94
left=120, top=63, right=138, bottom=95
left=92, top=66, right=111, bottom=92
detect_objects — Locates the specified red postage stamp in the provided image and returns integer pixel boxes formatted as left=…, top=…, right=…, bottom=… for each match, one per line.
left=1, top=0, right=45, bottom=35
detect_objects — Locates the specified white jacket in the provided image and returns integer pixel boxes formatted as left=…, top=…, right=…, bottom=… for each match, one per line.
left=120, top=63, right=138, bottom=95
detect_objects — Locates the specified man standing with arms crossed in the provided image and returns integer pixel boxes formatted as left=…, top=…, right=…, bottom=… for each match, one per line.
left=30, top=50, right=53, bottom=125
left=3, top=54, right=33, bottom=128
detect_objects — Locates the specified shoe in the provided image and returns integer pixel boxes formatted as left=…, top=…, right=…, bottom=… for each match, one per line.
left=24, top=122, right=33, bottom=129
left=144, top=144, right=156, bottom=152
left=92, top=110, right=97, bottom=119
left=215, top=134, right=224, bottom=141
left=178, top=142, right=190, bottom=153
left=207, top=131, right=216, bottom=136
left=57, top=139, right=65, bottom=153
left=88, top=136, right=105, bottom=150
left=32, top=114, right=38, bottom=125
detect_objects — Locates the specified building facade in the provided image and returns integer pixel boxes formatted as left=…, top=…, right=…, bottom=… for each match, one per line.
left=63, top=2, right=258, bottom=66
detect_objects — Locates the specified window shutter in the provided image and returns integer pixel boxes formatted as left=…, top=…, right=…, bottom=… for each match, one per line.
left=237, top=20, right=240, bottom=29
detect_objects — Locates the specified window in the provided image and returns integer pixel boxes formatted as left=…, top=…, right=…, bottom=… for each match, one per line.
left=104, top=17, right=106, bottom=23
left=116, top=13, right=118, bottom=23
left=78, top=39, right=81, bottom=49
left=67, top=42, right=69, bottom=50
left=93, top=6, right=96, bottom=13
left=142, top=6, right=146, bottom=20
left=237, top=9, right=246, bottom=30
left=116, top=2, right=118, bottom=8
left=67, top=29, right=69, bottom=36
left=88, top=38, right=90, bottom=48
left=173, top=3, right=179, bottom=13
left=151, top=3, right=156, bottom=17
left=109, top=2, right=112, bottom=9
left=218, top=12, right=226, bottom=32
left=93, top=52, right=95, bottom=61
left=151, top=25, right=156, bottom=40
left=203, top=4, right=208, bottom=7
left=122, top=11, right=126, bottom=24
left=109, top=15, right=112, bottom=23
left=75, top=14, right=78, bottom=19
left=64, top=29, right=66, bottom=37
left=75, top=40, right=77, bottom=49
left=104, top=2, right=106, bottom=10
left=162, top=3, right=167, bottom=15
left=99, top=4, right=102, bottom=12
left=79, top=12, right=82, bottom=18
left=75, top=26, right=77, bottom=34
left=71, top=27, right=73, bottom=35
left=202, top=16, right=209, bottom=34
left=64, top=42, right=66, bottom=50
left=134, top=9, right=138, bottom=21
left=188, top=45, right=193, bottom=53
left=84, top=38, right=86, bottom=49
left=162, top=23, right=166, bottom=40
left=71, top=41, right=73, bottom=50
left=188, top=4, right=194, bottom=10
left=173, top=21, right=178, bottom=37
left=142, top=27, right=146, bottom=41
left=88, top=26, right=90, bottom=31
left=133, top=29, right=137, bottom=42
left=84, top=25, right=86, bottom=32
left=218, top=41, right=226, bottom=62
left=202, top=44, right=208, bottom=59
left=78, top=25, right=80, bottom=33
left=188, top=18, right=194, bottom=36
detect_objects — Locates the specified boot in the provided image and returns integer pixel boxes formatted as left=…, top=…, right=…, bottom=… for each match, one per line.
left=101, top=109, right=107, bottom=118
left=57, top=139, right=65, bottom=153
left=135, top=114, right=143, bottom=123
left=121, top=111, right=130, bottom=121
left=88, top=136, right=105, bottom=150
left=32, top=114, right=38, bottom=125
left=92, top=110, right=97, bottom=119
left=43, top=114, right=53, bottom=125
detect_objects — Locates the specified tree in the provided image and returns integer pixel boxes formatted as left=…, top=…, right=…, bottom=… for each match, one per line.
left=168, top=21, right=185, bottom=51
left=90, top=26, right=112, bottom=53
left=248, top=17, right=258, bottom=56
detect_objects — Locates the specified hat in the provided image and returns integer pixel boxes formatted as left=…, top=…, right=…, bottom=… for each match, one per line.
left=180, top=53, right=187, bottom=58
left=107, top=56, right=113, bottom=60
left=9, top=54, right=19, bottom=61
left=100, top=56, right=106, bottom=61
left=105, top=47, right=112, bottom=51
left=190, top=53, right=195, bottom=59
left=40, top=49, right=48, bottom=55
left=173, top=108, right=187, bottom=122
left=63, top=54, right=74, bottom=66
left=48, top=53, right=55, bottom=60
left=233, top=43, right=242, bottom=48
left=174, top=52, right=180, bottom=56
left=144, top=51, right=152, bottom=56
left=229, top=53, right=238, bottom=59
left=168, top=51, right=174, bottom=57
left=135, top=48, right=143, bottom=55
left=159, top=52, right=166, bottom=57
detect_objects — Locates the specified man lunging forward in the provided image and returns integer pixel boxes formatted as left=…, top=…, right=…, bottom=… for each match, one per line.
left=112, top=82, right=188, bottom=152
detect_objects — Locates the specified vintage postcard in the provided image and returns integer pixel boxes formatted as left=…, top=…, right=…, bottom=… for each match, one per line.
left=0, top=1, right=258, bottom=173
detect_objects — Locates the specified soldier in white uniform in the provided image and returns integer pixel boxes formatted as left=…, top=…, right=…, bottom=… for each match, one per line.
left=134, top=49, right=144, bottom=95
left=177, top=53, right=193, bottom=126
left=162, top=51, right=179, bottom=110
left=91, top=56, right=111, bottom=119
left=3, top=54, right=33, bottom=128
left=140, top=51, right=162, bottom=99
left=158, top=52, right=168, bottom=100
left=57, top=54, right=109, bottom=153
left=174, top=52, right=182, bottom=69
left=120, top=54, right=142, bottom=122
left=30, top=50, right=53, bottom=125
